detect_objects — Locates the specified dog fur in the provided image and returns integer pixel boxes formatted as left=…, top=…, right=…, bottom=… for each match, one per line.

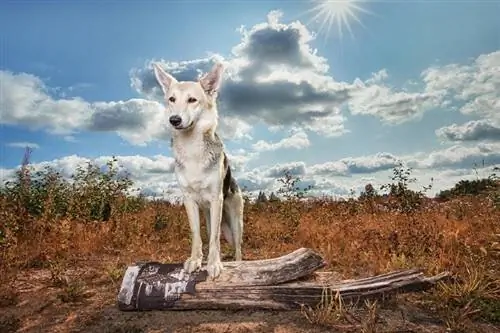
left=152, top=62, right=244, bottom=279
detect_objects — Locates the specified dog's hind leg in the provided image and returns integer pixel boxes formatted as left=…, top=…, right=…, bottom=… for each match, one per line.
left=183, top=197, right=203, bottom=273
left=202, top=207, right=211, bottom=242
left=223, top=192, right=244, bottom=261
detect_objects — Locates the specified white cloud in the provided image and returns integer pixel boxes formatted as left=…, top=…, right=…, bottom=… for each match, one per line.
left=2, top=140, right=499, bottom=201
left=422, top=51, right=500, bottom=119
left=0, top=70, right=170, bottom=146
left=0, top=154, right=178, bottom=200
left=406, top=142, right=500, bottom=170
left=236, top=142, right=500, bottom=199
left=0, top=71, right=91, bottom=135
left=89, top=99, right=169, bottom=145
left=308, top=152, right=401, bottom=177
left=130, top=11, right=356, bottom=138
left=6, top=142, right=40, bottom=149
left=217, top=116, right=254, bottom=142
left=131, top=10, right=474, bottom=142
left=265, top=161, right=307, bottom=178
left=252, top=129, right=310, bottom=152
left=6, top=11, right=495, bottom=152
left=348, top=75, right=444, bottom=125
left=226, top=149, right=258, bottom=173
left=436, top=120, right=500, bottom=142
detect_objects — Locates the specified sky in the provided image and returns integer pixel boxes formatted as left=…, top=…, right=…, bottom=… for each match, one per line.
left=0, top=0, right=499, bottom=201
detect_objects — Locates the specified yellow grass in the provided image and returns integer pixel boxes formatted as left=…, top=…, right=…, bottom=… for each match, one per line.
left=0, top=156, right=499, bottom=332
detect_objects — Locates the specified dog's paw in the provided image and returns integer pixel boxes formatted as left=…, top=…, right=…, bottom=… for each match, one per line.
left=206, top=258, right=223, bottom=279
left=183, top=256, right=202, bottom=273
left=206, top=261, right=223, bottom=279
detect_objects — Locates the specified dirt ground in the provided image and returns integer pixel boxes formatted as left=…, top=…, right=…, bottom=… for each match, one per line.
left=1, top=264, right=499, bottom=333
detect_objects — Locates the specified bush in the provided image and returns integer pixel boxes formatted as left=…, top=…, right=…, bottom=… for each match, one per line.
left=0, top=149, right=142, bottom=249
left=437, top=167, right=500, bottom=202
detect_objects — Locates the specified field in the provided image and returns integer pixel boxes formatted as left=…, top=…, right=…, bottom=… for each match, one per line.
left=1, top=153, right=499, bottom=333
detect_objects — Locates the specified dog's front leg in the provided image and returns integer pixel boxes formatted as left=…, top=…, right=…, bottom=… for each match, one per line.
left=206, top=194, right=224, bottom=279
left=183, top=197, right=203, bottom=273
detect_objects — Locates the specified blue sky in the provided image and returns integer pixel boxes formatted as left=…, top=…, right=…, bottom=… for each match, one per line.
left=1, top=0, right=499, bottom=199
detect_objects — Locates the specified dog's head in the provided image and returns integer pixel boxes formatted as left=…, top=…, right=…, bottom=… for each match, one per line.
left=152, top=62, right=224, bottom=133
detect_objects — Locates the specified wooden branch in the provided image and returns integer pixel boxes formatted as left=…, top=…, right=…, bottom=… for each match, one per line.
left=117, top=248, right=450, bottom=311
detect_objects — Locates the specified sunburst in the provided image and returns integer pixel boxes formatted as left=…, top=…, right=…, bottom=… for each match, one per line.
left=302, top=0, right=373, bottom=41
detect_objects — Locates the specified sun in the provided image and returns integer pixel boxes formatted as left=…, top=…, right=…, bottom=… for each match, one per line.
left=302, top=0, right=373, bottom=41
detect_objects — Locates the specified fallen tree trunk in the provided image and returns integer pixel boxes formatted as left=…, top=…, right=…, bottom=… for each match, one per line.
left=117, top=248, right=449, bottom=311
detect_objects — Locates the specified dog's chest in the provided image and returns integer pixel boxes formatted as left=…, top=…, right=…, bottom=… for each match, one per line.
left=173, top=139, right=221, bottom=202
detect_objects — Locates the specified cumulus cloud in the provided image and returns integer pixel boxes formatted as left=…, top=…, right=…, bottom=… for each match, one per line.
left=0, top=71, right=92, bottom=135
left=407, top=143, right=500, bottom=170
left=0, top=65, right=253, bottom=146
left=436, top=120, right=500, bottom=142
left=309, top=152, right=400, bottom=176
left=238, top=142, right=500, bottom=198
left=130, top=10, right=463, bottom=139
left=422, top=51, right=500, bottom=119
left=217, top=116, right=254, bottom=142
left=226, top=149, right=258, bottom=173
left=89, top=99, right=169, bottom=145
left=130, top=11, right=356, bottom=137
left=265, top=161, right=307, bottom=178
left=252, top=129, right=310, bottom=152
left=423, top=51, right=500, bottom=138
left=8, top=10, right=490, bottom=151
left=2, top=140, right=499, bottom=201
left=346, top=50, right=500, bottom=127
left=0, top=70, right=170, bottom=146
left=348, top=81, right=444, bottom=124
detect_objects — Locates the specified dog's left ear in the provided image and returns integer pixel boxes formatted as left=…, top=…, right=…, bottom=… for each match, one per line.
left=200, top=62, right=224, bottom=96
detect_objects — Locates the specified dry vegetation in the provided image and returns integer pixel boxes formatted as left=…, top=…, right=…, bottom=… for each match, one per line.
left=1, top=148, right=499, bottom=333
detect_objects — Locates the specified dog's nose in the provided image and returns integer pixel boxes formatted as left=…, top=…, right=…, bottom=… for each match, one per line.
left=169, top=115, right=182, bottom=127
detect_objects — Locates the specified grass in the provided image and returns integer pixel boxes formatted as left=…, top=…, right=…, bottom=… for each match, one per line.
left=0, top=149, right=499, bottom=332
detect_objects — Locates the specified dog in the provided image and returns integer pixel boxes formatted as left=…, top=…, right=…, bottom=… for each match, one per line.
left=152, top=61, right=244, bottom=279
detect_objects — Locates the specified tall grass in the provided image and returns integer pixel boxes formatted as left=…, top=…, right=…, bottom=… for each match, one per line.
left=0, top=148, right=499, bottom=331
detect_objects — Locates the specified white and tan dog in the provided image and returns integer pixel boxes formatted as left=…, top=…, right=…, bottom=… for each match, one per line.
left=152, top=62, right=244, bottom=279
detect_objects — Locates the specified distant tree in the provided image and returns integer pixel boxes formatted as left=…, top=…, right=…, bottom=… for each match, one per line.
left=256, top=191, right=268, bottom=203
left=359, top=183, right=378, bottom=200
left=269, top=192, right=280, bottom=202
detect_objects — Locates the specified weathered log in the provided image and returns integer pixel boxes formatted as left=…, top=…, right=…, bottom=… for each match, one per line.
left=117, top=248, right=450, bottom=311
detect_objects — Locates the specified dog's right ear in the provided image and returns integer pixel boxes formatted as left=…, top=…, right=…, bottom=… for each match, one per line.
left=152, top=62, right=177, bottom=97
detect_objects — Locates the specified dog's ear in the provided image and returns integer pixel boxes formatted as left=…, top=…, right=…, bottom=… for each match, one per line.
left=152, top=62, right=177, bottom=96
left=199, top=62, right=224, bottom=96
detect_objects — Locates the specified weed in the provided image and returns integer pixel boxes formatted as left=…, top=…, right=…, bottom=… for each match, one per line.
left=301, top=288, right=382, bottom=331
left=105, top=261, right=125, bottom=286
left=56, top=279, right=88, bottom=303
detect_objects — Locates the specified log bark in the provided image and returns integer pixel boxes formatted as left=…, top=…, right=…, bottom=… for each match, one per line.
left=117, top=248, right=449, bottom=311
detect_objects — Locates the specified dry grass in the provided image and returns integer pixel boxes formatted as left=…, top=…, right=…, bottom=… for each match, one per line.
left=0, top=153, right=499, bottom=332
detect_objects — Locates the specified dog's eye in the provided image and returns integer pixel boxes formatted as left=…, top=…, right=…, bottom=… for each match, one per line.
left=168, top=96, right=176, bottom=103
left=187, top=97, right=197, bottom=103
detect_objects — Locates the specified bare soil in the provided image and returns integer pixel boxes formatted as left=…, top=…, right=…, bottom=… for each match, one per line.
left=1, top=263, right=499, bottom=333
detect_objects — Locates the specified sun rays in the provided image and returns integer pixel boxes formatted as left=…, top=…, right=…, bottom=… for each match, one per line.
left=302, top=0, right=374, bottom=41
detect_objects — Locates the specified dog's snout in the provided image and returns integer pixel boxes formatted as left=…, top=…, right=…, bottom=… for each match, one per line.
left=169, top=115, right=182, bottom=127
